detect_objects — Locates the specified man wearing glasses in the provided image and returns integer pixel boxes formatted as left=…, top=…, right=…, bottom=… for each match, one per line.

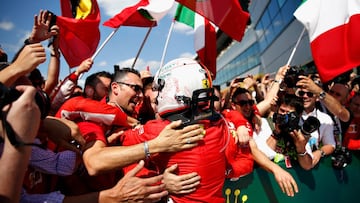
left=295, top=87, right=336, bottom=167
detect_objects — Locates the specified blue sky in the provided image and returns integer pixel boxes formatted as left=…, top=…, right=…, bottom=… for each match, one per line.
left=0, top=0, right=195, bottom=86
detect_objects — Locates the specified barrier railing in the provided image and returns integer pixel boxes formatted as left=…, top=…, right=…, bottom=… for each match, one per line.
left=223, top=150, right=360, bottom=203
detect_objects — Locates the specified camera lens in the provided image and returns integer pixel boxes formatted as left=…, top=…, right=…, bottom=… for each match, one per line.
left=301, top=116, right=320, bottom=136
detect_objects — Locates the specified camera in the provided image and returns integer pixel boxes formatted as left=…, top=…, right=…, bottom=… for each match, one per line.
left=273, top=112, right=320, bottom=137
left=283, top=65, right=306, bottom=88
left=233, top=77, right=245, bottom=83
left=332, top=147, right=352, bottom=169
left=0, top=83, right=50, bottom=119
left=45, top=10, right=57, bottom=31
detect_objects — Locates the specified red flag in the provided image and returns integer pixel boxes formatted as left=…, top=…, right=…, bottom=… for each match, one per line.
left=57, top=0, right=100, bottom=68
left=104, top=0, right=170, bottom=28
left=196, top=17, right=217, bottom=79
left=176, top=0, right=249, bottom=42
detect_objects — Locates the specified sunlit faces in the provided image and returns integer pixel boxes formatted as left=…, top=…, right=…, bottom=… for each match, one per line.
left=296, top=88, right=316, bottom=112
left=278, top=103, right=296, bottom=115
left=232, top=92, right=253, bottom=118
left=113, top=72, right=143, bottom=114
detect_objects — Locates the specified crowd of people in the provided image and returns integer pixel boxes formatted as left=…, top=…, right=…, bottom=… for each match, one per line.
left=1, top=10, right=360, bottom=203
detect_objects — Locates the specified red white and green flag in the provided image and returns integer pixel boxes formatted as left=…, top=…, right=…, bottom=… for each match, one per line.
left=294, top=0, right=360, bottom=83
left=175, top=4, right=217, bottom=78
left=103, top=0, right=174, bottom=28
left=175, top=0, right=249, bottom=42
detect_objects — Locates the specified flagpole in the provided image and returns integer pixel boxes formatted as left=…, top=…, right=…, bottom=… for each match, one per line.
left=92, top=27, right=120, bottom=60
left=159, top=19, right=175, bottom=69
left=286, top=27, right=306, bottom=65
left=78, top=27, right=119, bottom=79
left=131, top=22, right=155, bottom=69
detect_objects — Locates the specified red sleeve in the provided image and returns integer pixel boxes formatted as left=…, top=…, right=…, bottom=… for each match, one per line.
left=222, top=109, right=248, bottom=128
left=56, top=96, right=130, bottom=127
left=253, top=104, right=260, bottom=116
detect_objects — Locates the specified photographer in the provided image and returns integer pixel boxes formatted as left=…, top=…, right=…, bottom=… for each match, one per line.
left=0, top=84, right=41, bottom=203
left=295, top=86, right=335, bottom=166
left=266, top=94, right=314, bottom=170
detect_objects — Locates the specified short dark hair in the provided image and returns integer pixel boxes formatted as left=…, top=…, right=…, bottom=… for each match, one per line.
left=112, top=67, right=141, bottom=83
left=231, top=87, right=250, bottom=102
left=84, top=71, right=112, bottom=89
left=277, top=93, right=304, bottom=115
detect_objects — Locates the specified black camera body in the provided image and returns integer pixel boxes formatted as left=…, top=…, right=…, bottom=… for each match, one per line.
left=283, top=66, right=306, bottom=88
left=332, top=147, right=352, bottom=169
left=0, top=83, right=50, bottom=119
left=273, top=112, right=320, bottom=137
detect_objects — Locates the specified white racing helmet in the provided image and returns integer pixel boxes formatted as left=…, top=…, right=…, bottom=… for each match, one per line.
left=153, top=58, right=212, bottom=118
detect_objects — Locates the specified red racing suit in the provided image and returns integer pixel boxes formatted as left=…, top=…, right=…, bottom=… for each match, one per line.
left=222, top=109, right=254, bottom=179
left=120, top=118, right=228, bottom=203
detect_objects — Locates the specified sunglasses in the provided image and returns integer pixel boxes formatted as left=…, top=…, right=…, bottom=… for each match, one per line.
left=297, top=90, right=314, bottom=97
left=116, top=81, right=142, bottom=93
left=234, top=99, right=254, bottom=107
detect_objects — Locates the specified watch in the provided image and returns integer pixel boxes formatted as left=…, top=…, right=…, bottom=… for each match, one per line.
left=319, top=91, right=326, bottom=100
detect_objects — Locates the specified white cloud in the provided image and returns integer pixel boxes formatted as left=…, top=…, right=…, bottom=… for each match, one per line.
left=0, top=20, right=14, bottom=31
left=97, top=60, right=108, bottom=67
left=173, top=22, right=193, bottom=35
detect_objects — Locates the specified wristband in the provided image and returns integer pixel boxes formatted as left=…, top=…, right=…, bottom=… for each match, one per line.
left=24, top=38, right=32, bottom=45
left=297, top=151, right=308, bottom=157
left=144, top=141, right=151, bottom=160
left=273, top=79, right=282, bottom=84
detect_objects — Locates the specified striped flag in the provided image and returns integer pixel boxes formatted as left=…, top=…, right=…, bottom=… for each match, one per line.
left=175, top=0, right=249, bottom=42
left=294, top=0, right=360, bottom=83
left=103, top=0, right=174, bottom=28
left=175, top=5, right=217, bottom=78
left=57, top=0, right=100, bottom=68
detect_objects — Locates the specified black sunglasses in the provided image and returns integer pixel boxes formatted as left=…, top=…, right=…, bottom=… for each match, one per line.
left=116, top=81, right=142, bottom=93
left=234, top=99, right=254, bottom=107
left=298, top=90, right=314, bottom=97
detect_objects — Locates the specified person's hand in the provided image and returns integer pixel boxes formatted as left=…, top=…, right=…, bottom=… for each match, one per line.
left=3, top=85, right=41, bottom=144
left=312, top=150, right=322, bottom=166
left=28, top=10, right=58, bottom=43
left=297, top=75, right=323, bottom=95
left=272, top=165, right=298, bottom=197
left=275, top=65, right=289, bottom=81
left=10, top=43, right=46, bottom=77
left=236, top=125, right=251, bottom=146
left=49, top=25, right=60, bottom=53
left=75, top=58, right=93, bottom=76
left=290, top=129, right=309, bottom=153
left=107, top=130, right=124, bottom=144
left=243, top=75, right=257, bottom=89
left=152, top=120, right=205, bottom=153
left=261, top=73, right=272, bottom=86
left=162, top=164, right=200, bottom=195
left=40, top=117, right=85, bottom=153
left=99, top=160, right=168, bottom=203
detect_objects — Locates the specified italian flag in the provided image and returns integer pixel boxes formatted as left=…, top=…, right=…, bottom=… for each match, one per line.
left=174, top=5, right=217, bottom=78
left=294, top=0, right=360, bottom=83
